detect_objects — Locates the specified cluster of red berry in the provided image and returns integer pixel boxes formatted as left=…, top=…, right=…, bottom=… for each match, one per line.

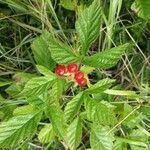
left=55, top=64, right=87, bottom=87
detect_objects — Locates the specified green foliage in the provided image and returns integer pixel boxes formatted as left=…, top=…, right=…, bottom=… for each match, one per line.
left=64, top=92, right=84, bottom=122
left=0, top=0, right=149, bottom=149
left=85, top=98, right=117, bottom=126
left=76, top=0, right=102, bottom=55
left=131, top=0, right=150, bottom=20
left=20, top=76, right=55, bottom=98
left=85, top=78, right=115, bottom=94
left=13, top=105, right=38, bottom=116
left=83, top=44, right=129, bottom=68
left=60, top=0, right=77, bottom=10
left=36, top=65, right=57, bottom=78
left=48, top=34, right=80, bottom=64
left=6, top=72, right=36, bottom=98
left=66, top=117, right=82, bottom=150
left=38, top=124, right=55, bottom=144
left=46, top=104, right=66, bottom=140
left=90, top=124, right=114, bottom=150
left=31, top=32, right=56, bottom=70
left=0, top=112, right=41, bottom=148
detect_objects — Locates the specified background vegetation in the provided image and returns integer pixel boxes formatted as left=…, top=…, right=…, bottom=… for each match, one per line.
left=0, top=0, right=149, bottom=149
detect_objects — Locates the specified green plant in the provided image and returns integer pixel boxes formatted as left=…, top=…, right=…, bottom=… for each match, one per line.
left=0, top=0, right=149, bottom=149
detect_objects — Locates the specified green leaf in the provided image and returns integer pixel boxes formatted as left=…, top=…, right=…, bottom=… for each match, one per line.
left=90, top=125, right=114, bottom=150
left=104, top=89, right=137, bottom=97
left=114, top=140, right=127, bottom=150
left=131, top=0, right=150, bottom=20
left=76, top=0, right=102, bottom=55
left=46, top=104, right=66, bottom=140
left=36, top=65, right=57, bottom=78
left=80, top=66, right=95, bottom=74
left=95, top=102, right=117, bottom=126
left=115, top=136, right=148, bottom=150
left=20, top=76, right=55, bottom=97
left=83, top=44, right=129, bottom=68
left=60, top=0, right=77, bottom=10
left=85, top=98, right=117, bottom=126
left=0, top=81, right=12, bottom=87
left=67, top=117, right=82, bottom=150
left=85, top=78, right=115, bottom=94
left=38, top=124, right=55, bottom=144
left=0, top=112, right=41, bottom=148
left=13, top=105, right=38, bottom=116
left=31, top=32, right=56, bottom=70
left=27, top=93, right=48, bottom=108
left=6, top=72, right=36, bottom=98
left=49, top=79, right=63, bottom=105
left=64, top=92, right=84, bottom=122
left=129, top=129, right=149, bottom=149
left=48, top=35, right=79, bottom=64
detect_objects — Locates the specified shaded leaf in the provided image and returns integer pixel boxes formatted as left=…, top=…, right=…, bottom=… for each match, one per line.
left=131, top=0, right=150, bottom=20
left=31, top=32, right=56, bottom=70
left=48, top=35, right=79, bottom=64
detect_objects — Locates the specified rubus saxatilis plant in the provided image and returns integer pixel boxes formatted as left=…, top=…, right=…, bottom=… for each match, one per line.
left=0, top=0, right=149, bottom=149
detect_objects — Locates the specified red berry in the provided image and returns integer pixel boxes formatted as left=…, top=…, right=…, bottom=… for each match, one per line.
left=67, top=64, right=78, bottom=73
left=74, top=71, right=84, bottom=80
left=55, top=65, right=66, bottom=76
left=77, top=78, right=87, bottom=87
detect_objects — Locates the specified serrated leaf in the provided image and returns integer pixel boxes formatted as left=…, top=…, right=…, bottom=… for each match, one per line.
left=46, top=104, right=66, bottom=140
left=85, top=78, right=115, bottom=94
left=83, top=44, right=129, bottom=68
left=27, top=93, right=47, bottom=108
left=13, top=105, right=38, bottom=116
left=76, top=0, right=102, bottom=55
left=115, top=136, right=148, bottom=149
left=85, top=98, right=117, bottom=126
left=114, top=140, right=127, bottom=150
left=36, top=65, right=57, bottom=78
left=90, top=125, right=114, bottom=150
left=31, top=32, right=56, bottom=70
left=49, top=79, right=63, bottom=105
left=48, top=35, right=79, bottom=64
left=95, top=102, right=117, bottom=126
left=67, top=117, right=82, bottom=150
left=0, top=112, right=41, bottom=148
left=131, top=0, right=150, bottom=20
left=38, top=124, right=55, bottom=144
left=20, top=76, right=55, bottom=98
left=84, top=97, right=97, bottom=121
left=64, top=92, right=84, bottom=122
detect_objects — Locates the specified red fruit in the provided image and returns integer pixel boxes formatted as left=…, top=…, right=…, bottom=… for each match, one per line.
left=77, top=78, right=87, bottom=87
left=74, top=71, right=84, bottom=80
left=67, top=64, right=78, bottom=73
left=55, top=65, right=66, bottom=76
